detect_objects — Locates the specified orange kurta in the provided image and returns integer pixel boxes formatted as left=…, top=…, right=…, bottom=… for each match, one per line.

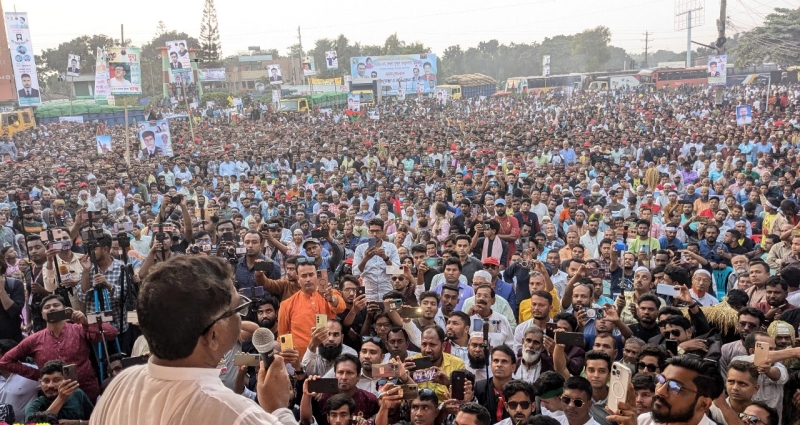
left=278, top=289, right=346, bottom=357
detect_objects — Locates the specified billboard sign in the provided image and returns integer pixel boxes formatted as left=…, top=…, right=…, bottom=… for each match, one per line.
left=707, top=54, right=727, bottom=86
left=542, top=55, right=551, bottom=77
left=66, top=54, right=80, bottom=77
left=349, top=54, right=438, bottom=95
left=238, top=54, right=273, bottom=62
left=302, top=56, right=316, bottom=77
left=137, top=120, right=173, bottom=157
left=267, top=65, right=282, bottom=85
left=94, top=48, right=111, bottom=103
left=347, top=94, right=360, bottom=111
left=166, top=40, right=190, bottom=74
left=107, top=47, right=142, bottom=95
left=5, top=12, right=41, bottom=107
left=198, top=68, right=226, bottom=82
left=325, top=51, right=338, bottom=70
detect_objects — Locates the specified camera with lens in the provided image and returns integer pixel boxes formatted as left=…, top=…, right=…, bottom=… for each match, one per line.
left=170, top=195, right=183, bottom=204
left=189, top=244, right=211, bottom=254
left=155, top=232, right=168, bottom=242
left=517, top=259, right=531, bottom=269
left=587, top=268, right=605, bottom=279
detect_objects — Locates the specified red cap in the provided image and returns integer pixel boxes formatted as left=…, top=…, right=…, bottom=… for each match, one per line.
left=482, top=257, right=500, bottom=266
left=344, top=258, right=354, bottom=265
left=56, top=182, right=66, bottom=188
left=79, top=182, right=88, bottom=187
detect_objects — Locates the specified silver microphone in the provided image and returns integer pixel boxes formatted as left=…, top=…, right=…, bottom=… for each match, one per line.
left=252, top=328, right=275, bottom=369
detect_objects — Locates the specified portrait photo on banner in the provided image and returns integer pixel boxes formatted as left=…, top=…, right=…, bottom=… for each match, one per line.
left=137, top=120, right=174, bottom=157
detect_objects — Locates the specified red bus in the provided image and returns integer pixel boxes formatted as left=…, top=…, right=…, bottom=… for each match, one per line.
left=637, top=67, right=707, bottom=89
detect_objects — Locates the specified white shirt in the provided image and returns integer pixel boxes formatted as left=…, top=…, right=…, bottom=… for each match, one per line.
left=512, top=359, right=542, bottom=383
left=471, top=312, right=513, bottom=348
left=732, top=354, right=788, bottom=422
left=90, top=361, right=297, bottom=425
left=0, top=368, right=39, bottom=421
left=131, top=235, right=152, bottom=257
left=541, top=406, right=569, bottom=425
left=638, top=411, right=715, bottom=425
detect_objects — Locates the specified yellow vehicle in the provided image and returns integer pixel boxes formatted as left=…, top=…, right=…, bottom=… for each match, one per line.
left=435, top=85, right=462, bottom=100
left=0, top=108, right=35, bottom=137
left=278, top=93, right=349, bottom=113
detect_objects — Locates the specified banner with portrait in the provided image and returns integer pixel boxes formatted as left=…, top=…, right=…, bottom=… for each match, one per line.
left=169, top=71, right=194, bottom=85
left=271, top=89, right=281, bottom=104
left=707, top=55, right=727, bottom=86
left=542, top=55, right=551, bottom=77
left=325, top=51, right=338, bottom=70
left=137, top=120, right=173, bottom=157
left=94, top=47, right=111, bottom=103
left=198, top=68, right=226, bottom=82
left=107, top=47, right=142, bottom=95
left=5, top=12, right=41, bottom=107
left=347, top=94, right=360, bottom=112
left=66, top=54, right=80, bottom=77
left=435, top=89, right=448, bottom=105
left=735, top=105, right=752, bottom=126
left=96, top=135, right=112, bottom=155
left=302, top=56, right=316, bottom=77
left=166, top=40, right=190, bottom=74
left=267, top=65, right=283, bottom=85
left=349, top=54, right=438, bottom=95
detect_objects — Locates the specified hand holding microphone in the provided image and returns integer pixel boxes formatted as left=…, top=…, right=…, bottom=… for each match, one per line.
left=253, top=328, right=291, bottom=413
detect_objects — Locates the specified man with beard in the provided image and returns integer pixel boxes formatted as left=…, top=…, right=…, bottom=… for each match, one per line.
left=251, top=295, right=279, bottom=335
left=24, top=235, right=50, bottom=333
left=661, top=316, right=721, bottom=360
left=719, top=307, right=765, bottom=380
left=620, top=338, right=645, bottom=373
left=757, top=276, right=795, bottom=323
left=42, top=227, right=84, bottom=313
left=466, top=333, right=491, bottom=381
left=437, top=284, right=461, bottom=329
left=626, top=220, right=659, bottom=260
left=494, top=199, right=520, bottom=261
left=22, top=360, right=93, bottom=422
left=475, top=345, right=517, bottom=423
left=338, top=276, right=368, bottom=350
left=514, top=290, right=553, bottom=353
left=514, top=326, right=551, bottom=383
left=309, top=354, right=380, bottom=425
left=560, top=376, right=599, bottom=425
left=495, top=380, right=535, bottom=425
left=303, top=319, right=357, bottom=376
left=406, top=326, right=465, bottom=403
left=413, top=292, right=440, bottom=331
left=444, top=311, right=471, bottom=364
left=708, top=360, right=760, bottom=425
left=618, top=269, right=664, bottom=325
left=623, top=292, right=662, bottom=341
left=632, top=374, right=657, bottom=416
left=607, top=355, right=723, bottom=425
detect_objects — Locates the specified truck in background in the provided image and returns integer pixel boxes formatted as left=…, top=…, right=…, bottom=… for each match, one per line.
left=349, top=78, right=381, bottom=107
left=278, top=92, right=348, bottom=113
left=0, top=108, right=35, bottom=137
left=438, top=74, right=497, bottom=99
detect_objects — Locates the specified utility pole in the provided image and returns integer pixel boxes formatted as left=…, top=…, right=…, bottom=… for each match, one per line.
left=297, top=26, right=303, bottom=86
left=642, top=31, right=651, bottom=68
left=716, top=0, right=727, bottom=53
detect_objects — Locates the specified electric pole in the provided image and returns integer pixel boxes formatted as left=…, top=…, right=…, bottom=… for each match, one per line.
left=716, top=0, right=727, bottom=53
left=642, top=31, right=651, bottom=68
left=297, top=26, right=303, bottom=86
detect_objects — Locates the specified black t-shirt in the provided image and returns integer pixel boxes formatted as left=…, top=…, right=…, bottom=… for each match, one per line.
left=628, top=322, right=661, bottom=342
left=779, top=308, right=800, bottom=335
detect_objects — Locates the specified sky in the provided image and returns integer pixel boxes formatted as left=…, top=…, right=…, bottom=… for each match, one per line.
left=6, top=0, right=798, bottom=60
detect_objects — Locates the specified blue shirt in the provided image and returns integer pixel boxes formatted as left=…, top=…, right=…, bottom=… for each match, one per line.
left=432, top=281, right=474, bottom=311
left=493, top=279, right=518, bottom=318
left=559, top=148, right=577, bottom=165
left=659, top=237, right=685, bottom=250
left=234, top=254, right=280, bottom=289
left=698, top=239, right=727, bottom=263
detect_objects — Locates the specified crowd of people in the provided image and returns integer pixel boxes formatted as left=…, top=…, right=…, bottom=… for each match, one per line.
left=0, top=80, right=797, bottom=425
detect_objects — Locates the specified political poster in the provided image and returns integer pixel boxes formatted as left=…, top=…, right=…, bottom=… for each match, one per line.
left=347, top=94, right=360, bottom=112
left=308, top=77, right=342, bottom=86
left=169, top=71, right=194, bottom=85
left=93, top=47, right=111, bottom=103
left=166, top=40, right=191, bottom=74
left=198, top=68, right=226, bottom=82
left=542, top=55, right=551, bottom=77
left=707, top=55, right=727, bottom=86
left=107, top=47, right=142, bottom=95
left=736, top=105, right=752, bottom=126
left=435, top=89, right=448, bottom=105
left=350, top=54, right=438, bottom=95
left=59, top=116, right=84, bottom=123
left=398, top=88, right=406, bottom=101
left=96, top=135, right=112, bottom=155
left=341, top=75, right=351, bottom=92
left=66, top=54, right=80, bottom=77
left=267, top=65, right=283, bottom=85
left=325, top=51, right=338, bottom=70
left=271, top=89, right=280, bottom=105
left=137, top=120, right=173, bottom=157
left=5, top=12, right=41, bottom=107
left=302, top=56, right=316, bottom=77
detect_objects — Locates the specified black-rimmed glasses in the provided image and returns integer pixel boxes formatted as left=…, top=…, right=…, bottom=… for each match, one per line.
left=199, top=295, right=251, bottom=336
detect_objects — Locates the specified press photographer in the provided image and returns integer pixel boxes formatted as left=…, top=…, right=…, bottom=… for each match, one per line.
left=235, top=230, right=280, bottom=290
left=77, top=233, right=133, bottom=354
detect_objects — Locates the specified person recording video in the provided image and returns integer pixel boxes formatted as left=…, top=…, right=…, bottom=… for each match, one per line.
left=76, top=233, right=133, bottom=354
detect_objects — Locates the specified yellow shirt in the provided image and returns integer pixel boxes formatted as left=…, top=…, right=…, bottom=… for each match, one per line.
left=410, top=352, right=465, bottom=403
left=518, top=287, right=561, bottom=321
